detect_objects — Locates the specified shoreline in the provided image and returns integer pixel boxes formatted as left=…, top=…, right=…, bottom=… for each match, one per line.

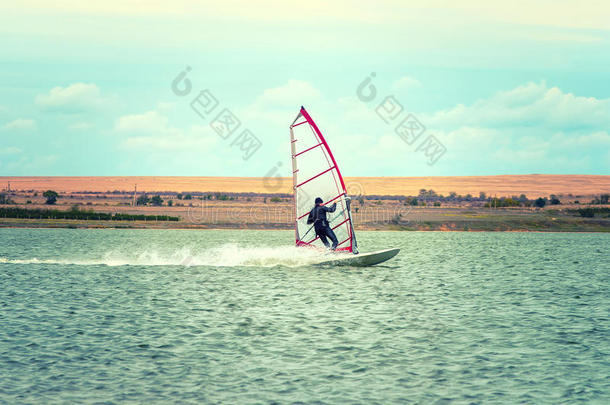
left=1, top=216, right=608, bottom=232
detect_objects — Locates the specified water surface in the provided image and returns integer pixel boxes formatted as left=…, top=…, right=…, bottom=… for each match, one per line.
left=1, top=229, right=608, bottom=403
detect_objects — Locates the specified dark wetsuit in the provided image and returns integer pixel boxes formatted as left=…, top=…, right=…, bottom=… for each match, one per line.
left=307, top=203, right=339, bottom=250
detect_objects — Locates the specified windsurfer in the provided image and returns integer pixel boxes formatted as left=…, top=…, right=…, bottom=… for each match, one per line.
left=307, top=197, right=339, bottom=250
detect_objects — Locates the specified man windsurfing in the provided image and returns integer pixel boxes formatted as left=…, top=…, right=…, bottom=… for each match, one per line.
left=307, top=197, right=339, bottom=250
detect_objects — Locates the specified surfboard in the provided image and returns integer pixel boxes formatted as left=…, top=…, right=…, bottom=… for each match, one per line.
left=289, top=106, right=400, bottom=266
left=315, top=248, right=400, bottom=267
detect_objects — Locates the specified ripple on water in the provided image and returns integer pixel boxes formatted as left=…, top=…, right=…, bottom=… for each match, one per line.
left=0, top=229, right=608, bottom=403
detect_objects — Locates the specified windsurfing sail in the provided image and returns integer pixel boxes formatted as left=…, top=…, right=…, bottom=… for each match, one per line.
left=289, top=106, right=358, bottom=253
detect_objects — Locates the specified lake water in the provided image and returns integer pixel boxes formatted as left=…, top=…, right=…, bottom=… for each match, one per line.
left=1, top=229, right=608, bottom=404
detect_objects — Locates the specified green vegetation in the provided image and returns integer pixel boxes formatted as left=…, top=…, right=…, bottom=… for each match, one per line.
left=184, top=194, right=192, bottom=200
left=150, top=195, right=164, bottom=206
left=214, top=193, right=234, bottom=201
left=590, top=194, right=610, bottom=204
left=549, top=195, right=561, bottom=205
left=568, top=207, right=610, bottom=218
left=270, top=197, right=282, bottom=202
left=485, top=197, right=521, bottom=208
left=534, top=197, right=547, bottom=208
left=0, top=207, right=179, bottom=221
left=43, top=190, right=58, bottom=205
left=136, top=194, right=150, bottom=206
left=0, top=193, right=15, bottom=205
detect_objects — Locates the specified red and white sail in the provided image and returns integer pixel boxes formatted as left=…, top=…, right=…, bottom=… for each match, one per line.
left=289, top=106, right=356, bottom=252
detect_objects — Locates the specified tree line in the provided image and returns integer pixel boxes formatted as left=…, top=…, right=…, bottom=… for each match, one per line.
left=0, top=207, right=179, bottom=221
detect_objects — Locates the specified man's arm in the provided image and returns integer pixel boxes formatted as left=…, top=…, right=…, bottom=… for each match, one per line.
left=323, top=203, right=337, bottom=213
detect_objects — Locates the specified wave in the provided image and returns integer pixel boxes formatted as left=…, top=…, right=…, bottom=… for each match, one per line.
left=0, top=244, right=336, bottom=268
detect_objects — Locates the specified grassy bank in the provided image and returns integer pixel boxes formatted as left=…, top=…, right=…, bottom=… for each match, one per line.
left=0, top=207, right=179, bottom=222
left=1, top=208, right=608, bottom=232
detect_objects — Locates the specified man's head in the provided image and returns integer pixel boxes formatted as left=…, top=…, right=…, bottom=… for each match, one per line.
left=315, top=197, right=323, bottom=205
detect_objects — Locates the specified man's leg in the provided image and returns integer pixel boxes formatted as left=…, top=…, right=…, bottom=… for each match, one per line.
left=317, top=229, right=330, bottom=248
left=325, top=226, right=339, bottom=250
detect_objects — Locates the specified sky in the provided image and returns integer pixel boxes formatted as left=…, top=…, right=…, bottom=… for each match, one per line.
left=1, top=0, right=609, bottom=177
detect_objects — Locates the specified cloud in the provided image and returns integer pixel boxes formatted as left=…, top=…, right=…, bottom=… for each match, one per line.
left=1, top=118, right=36, bottom=131
left=392, top=76, right=422, bottom=91
left=427, top=82, right=610, bottom=130
left=1, top=154, right=58, bottom=173
left=328, top=81, right=610, bottom=175
left=114, top=110, right=175, bottom=135
left=254, top=79, right=323, bottom=109
left=35, top=83, right=109, bottom=112
left=0, top=146, right=22, bottom=154
left=240, top=79, right=327, bottom=129
left=68, top=122, right=93, bottom=131
left=120, top=130, right=218, bottom=152
left=115, top=110, right=220, bottom=152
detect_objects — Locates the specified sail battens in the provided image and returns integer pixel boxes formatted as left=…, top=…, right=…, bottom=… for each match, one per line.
left=332, top=218, right=350, bottom=230
left=322, top=192, right=345, bottom=206
left=295, top=166, right=336, bottom=188
left=294, top=142, right=324, bottom=158
left=290, top=106, right=355, bottom=253
left=336, top=237, right=350, bottom=247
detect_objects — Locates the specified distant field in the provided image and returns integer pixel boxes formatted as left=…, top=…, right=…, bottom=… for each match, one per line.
left=2, top=175, right=609, bottom=197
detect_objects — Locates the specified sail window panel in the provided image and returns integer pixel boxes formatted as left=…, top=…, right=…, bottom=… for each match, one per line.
left=293, top=147, right=334, bottom=189
left=292, top=123, right=322, bottom=155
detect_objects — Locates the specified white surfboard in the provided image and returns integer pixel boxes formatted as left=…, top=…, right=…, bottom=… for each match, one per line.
left=315, top=248, right=400, bottom=267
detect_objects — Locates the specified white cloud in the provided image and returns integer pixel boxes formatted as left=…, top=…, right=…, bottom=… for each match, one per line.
left=156, top=101, right=176, bottom=112
left=254, top=79, right=322, bottom=109
left=68, top=122, right=93, bottom=131
left=2, top=154, right=58, bottom=173
left=392, top=76, right=422, bottom=91
left=121, top=131, right=218, bottom=151
left=427, top=82, right=610, bottom=130
left=2, top=118, right=36, bottom=131
left=35, top=82, right=109, bottom=112
left=326, top=81, right=610, bottom=175
left=114, top=110, right=175, bottom=135
left=115, top=110, right=220, bottom=153
left=0, top=146, right=22, bottom=154
left=240, top=80, right=327, bottom=129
